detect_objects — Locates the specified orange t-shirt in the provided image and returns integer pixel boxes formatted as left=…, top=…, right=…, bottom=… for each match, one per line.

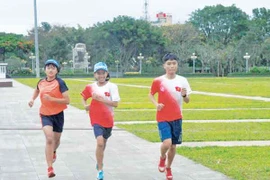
left=37, top=77, right=68, bottom=115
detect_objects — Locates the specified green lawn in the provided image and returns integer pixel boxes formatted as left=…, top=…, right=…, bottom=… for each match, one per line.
left=117, top=122, right=270, bottom=142
left=117, top=122, right=270, bottom=179
left=177, top=146, right=270, bottom=180
left=16, top=77, right=270, bottom=180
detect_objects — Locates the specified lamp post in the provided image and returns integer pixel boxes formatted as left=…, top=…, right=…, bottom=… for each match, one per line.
left=69, top=60, right=73, bottom=73
left=137, top=53, right=144, bottom=74
left=29, top=53, right=35, bottom=74
left=115, top=60, right=120, bottom=78
left=21, top=60, right=27, bottom=69
left=191, top=53, right=197, bottom=74
left=33, top=0, right=40, bottom=78
left=62, top=62, right=67, bottom=70
left=243, top=52, right=250, bottom=73
left=84, top=52, right=90, bottom=74
left=146, top=59, right=151, bottom=73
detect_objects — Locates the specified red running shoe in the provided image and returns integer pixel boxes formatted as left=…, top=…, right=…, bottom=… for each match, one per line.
left=166, top=167, right=173, bottom=180
left=158, top=156, right=166, bottom=172
left=48, top=167, right=55, bottom=178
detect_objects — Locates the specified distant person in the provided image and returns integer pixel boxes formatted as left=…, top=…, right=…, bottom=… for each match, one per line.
left=80, top=62, right=120, bottom=180
left=28, top=59, right=70, bottom=178
left=148, top=53, right=192, bottom=180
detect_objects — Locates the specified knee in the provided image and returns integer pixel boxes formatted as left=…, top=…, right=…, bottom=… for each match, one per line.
left=46, top=136, right=54, bottom=145
left=170, top=145, right=176, bottom=150
left=55, top=139, right=60, bottom=144
left=163, top=139, right=172, bottom=149
left=96, top=141, right=105, bottom=149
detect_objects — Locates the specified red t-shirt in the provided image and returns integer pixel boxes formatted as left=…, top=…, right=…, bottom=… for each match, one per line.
left=81, top=82, right=120, bottom=128
left=150, top=75, right=192, bottom=122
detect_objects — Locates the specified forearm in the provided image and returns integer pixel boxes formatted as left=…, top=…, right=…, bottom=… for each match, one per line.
left=31, top=89, right=39, bottom=101
left=101, top=99, right=118, bottom=107
left=82, top=98, right=88, bottom=106
left=50, top=97, right=70, bottom=104
left=148, top=93, right=158, bottom=106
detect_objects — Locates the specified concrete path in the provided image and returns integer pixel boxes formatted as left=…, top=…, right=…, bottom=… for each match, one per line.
left=0, top=80, right=231, bottom=180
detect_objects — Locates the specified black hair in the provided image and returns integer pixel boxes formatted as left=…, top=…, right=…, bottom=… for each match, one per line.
left=162, top=53, right=179, bottom=62
left=44, top=63, right=60, bottom=73
left=105, top=73, right=110, bottom=81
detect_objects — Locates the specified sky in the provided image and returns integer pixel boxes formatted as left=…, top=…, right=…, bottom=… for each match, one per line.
left=1, top=0, right=269, bottom=35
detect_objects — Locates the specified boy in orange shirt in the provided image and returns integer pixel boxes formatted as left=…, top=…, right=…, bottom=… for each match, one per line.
left=149, top=53, right=192, bottom=180
left=28, top=59, right=70, bottom=178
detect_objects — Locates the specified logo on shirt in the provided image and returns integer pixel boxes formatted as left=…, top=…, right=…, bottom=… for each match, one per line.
left=104, top=92, right=110, bottom=97
left=175, top=86, right=181, bottom=92
left=160, top=87, right=165, bottom=92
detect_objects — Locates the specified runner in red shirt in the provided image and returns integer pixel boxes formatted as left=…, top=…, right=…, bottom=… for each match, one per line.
left=149, top=53, right=192, bottom=180
left=81, top=62, right=120, bottom=180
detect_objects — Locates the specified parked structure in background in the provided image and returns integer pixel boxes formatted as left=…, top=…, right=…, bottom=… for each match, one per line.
left=0, top=63, right=12, bottom=87
left=142, top=1, right=172, bottom=26
left=72, top=43, right=90, bottom=72
left=151, top=12, right=172, bottom=26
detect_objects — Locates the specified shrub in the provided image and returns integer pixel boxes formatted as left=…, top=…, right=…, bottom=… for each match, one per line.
left=250, top=66, right=270, bottom=73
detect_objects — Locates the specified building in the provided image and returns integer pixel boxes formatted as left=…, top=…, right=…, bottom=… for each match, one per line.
left=151, top=12, right=172, bottom=26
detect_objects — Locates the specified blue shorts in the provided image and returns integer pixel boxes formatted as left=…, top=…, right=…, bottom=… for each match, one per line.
left=93, top=124, right=112, bottom=139
left=41, top=111, right=64, bottom=133
left=158, top=119, right=182, bottom=144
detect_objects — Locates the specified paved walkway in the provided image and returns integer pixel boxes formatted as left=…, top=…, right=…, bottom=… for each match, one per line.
left=0, top=80, right=232, bottom=180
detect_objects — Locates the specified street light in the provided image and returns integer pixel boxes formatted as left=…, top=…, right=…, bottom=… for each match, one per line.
left=243, top=52, right=250, bottom=73
left=21, top=60, right=27, bottom=69
left=115, top=60, right=120, bottom=78
left=33, top=0, right=40, bottom=78
left=84, top=52, right=90, bottom=74
left=29, top=53, right=35, bottom=74
left=68, top=60, right=73, bottom=72
left=62, top=62, right=67, bottom=70
left=137, top=53, right=144, bottom=74
left=191, top=53, right=197, bottom=74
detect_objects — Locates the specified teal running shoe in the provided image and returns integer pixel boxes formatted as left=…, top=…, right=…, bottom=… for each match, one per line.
left=97, top=170, right=104, bottom=180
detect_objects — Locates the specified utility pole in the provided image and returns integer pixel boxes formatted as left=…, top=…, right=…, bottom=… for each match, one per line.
left=144, top=0, right=149, bottom=21
left=34, top=0, right=40, bottom=78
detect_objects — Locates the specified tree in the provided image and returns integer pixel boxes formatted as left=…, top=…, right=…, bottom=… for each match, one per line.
left=28, top=23, right=84, bottom=64
left=188, top=4, right=249, bottom=46
left=85, top=16, right=165, bottom=73
left=161, top=23, right=201, bottom=66
left=251, top=8, right=270, bottom=38
left=0, top=33, right=34, bottom=61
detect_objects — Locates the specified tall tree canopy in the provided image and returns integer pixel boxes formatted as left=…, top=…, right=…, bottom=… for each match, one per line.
left=188, top=4, right=249, bottom=46
left=85, top=16, right=166, bottom=72
left=0, top=33, right=33, bottom=60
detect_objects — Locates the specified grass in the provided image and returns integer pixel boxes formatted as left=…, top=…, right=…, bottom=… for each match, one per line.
left=117, top=122, right=270, bottom=142
left=177, top=146, right=270, bottom=180
left=16, top=77, right=270, bottom=180
left=118, top=122, right=270, bottom=179
left=188, top=77, right=270, bottom=97
left=108, top=77, right=270, bottom=97
left=114, top=109, right=270, bottom=121
left=17, top=78, right=270, bottom=121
